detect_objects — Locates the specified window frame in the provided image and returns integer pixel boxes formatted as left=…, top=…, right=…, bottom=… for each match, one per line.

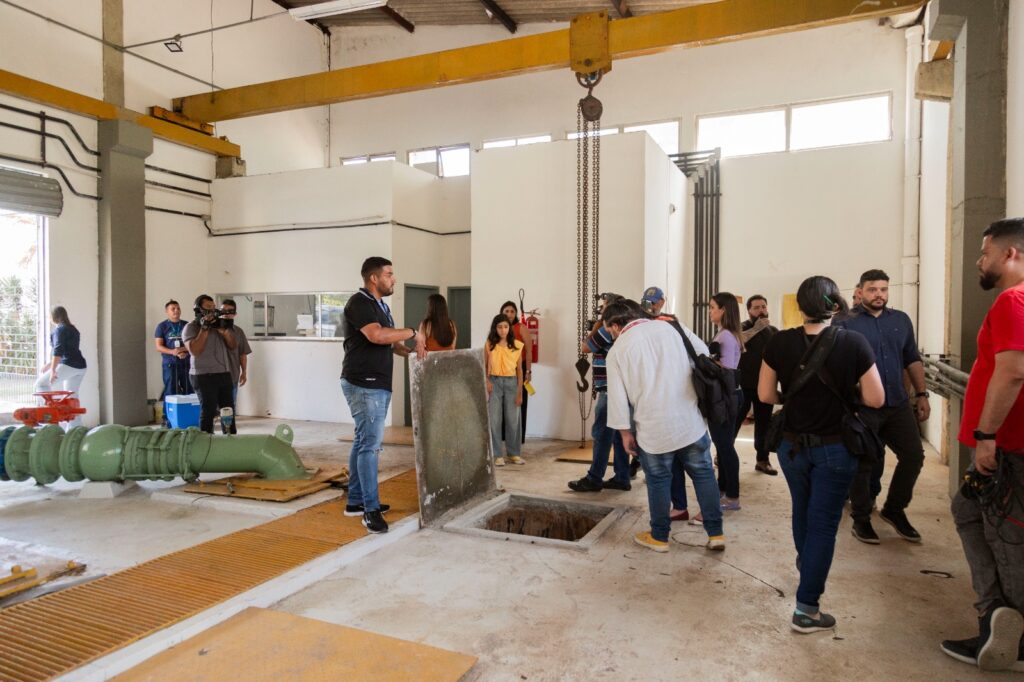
left=217, top=291, right=355, bottom=341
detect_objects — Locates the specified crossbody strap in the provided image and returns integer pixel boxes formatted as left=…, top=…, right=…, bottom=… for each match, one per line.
left=668, top=319, right=701, bottom=366
left=782, top=327, right=839, bottom=403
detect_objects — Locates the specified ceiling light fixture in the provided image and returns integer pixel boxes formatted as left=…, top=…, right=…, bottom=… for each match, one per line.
left=164, top=35, right=183, bottom=52
left=288, top=0, right=388, bottom=21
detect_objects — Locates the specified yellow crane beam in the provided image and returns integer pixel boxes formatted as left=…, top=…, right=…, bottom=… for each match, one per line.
left=174, top=0, right=925, bottom=123
left=0, top=69, right=240, bottom=157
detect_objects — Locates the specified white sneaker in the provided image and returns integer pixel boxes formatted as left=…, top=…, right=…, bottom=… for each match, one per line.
left=494, top=457, right=506, bottom=467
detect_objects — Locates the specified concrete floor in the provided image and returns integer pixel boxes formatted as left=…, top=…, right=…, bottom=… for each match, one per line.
left=0, top=417, right=1012, bottom=679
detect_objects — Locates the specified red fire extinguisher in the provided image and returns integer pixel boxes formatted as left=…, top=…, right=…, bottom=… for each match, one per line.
left=519, top=288, right=540, bottom=364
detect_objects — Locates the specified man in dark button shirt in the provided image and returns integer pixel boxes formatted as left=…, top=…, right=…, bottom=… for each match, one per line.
left=837, top=269, right=929, bottom=545
left=738, top=295, right=779, bottom=475
left=341, top=257, right=426, bottom=535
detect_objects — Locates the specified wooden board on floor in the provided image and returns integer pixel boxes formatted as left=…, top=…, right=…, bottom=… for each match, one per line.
left=337, top=425, right=415, bottom=447
left=113, top=607, right=477, bottom=682
left=183, top=468, right=348, bottom=502
left=554, top=441, right=594, bottom=464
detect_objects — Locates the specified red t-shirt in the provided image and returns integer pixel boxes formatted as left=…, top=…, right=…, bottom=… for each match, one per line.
left=959, top=283, right=1024, bottom=450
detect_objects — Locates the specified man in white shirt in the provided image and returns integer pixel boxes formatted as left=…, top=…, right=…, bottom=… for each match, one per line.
left=604, top=300, right=725, bottom=552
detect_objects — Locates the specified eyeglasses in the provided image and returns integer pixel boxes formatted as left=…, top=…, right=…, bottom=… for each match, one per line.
left=222, top=309, right=236, bottom=315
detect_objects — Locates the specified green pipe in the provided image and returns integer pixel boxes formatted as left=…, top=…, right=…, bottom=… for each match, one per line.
left=2, top=423, right=307, bottom=485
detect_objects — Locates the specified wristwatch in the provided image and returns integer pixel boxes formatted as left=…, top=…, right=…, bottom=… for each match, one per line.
left=973, top=429, right=997, bottom=441
left=915, top=391, right=930, bottom=399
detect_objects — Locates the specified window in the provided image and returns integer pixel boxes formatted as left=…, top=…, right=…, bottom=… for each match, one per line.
left=789, top=95, right=891, bottom=150
left=697, top=109, right=787, bottom=157
left=408, top=148, right=437, bottom=168
left=567, top=128, right=619, bottom=140
left=482, top=135, right=552, bottom=149
left=342, top=152, right=395, bottom=165
left=0, top=210, right=45, bottom=413
left=438, top=145, right=470, bottom=177
left=218, top=292, right=353, bottom=339
left=623, top=121, right=680, bottom=155
left=696, top=93, right=893, bottom=158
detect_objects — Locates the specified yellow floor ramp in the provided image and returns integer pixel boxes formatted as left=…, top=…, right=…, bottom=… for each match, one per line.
left=113, top=607, right=476, bottom=681
left=0, top=470, right=422, bottom=681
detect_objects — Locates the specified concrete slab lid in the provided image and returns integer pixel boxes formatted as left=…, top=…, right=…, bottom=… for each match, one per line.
left=409, top=349, right=497, bottom=527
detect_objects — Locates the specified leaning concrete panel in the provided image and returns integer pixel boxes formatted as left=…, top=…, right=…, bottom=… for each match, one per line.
left=409, top=349, right=495, bottom=526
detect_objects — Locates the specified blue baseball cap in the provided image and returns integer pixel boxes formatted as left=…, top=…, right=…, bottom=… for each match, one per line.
left=642, top=286, right=665, bottom=304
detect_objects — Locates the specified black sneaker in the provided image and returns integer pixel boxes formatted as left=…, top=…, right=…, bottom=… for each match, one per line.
left=979, top=607, right=1024, bottom=671
left=568, top=476, right=603, bottom=493
left=851, top=520, right=880, bottom=544
left=940, top=636, right=979, bottom=666
left=345, top=503, right=390, bottom=517
left=791, top=611, right=836, bottom=634
left=629, top=457, right=641, bottom=480
left=602, top=478, right=631, bottom=491
left=362, top=510, right=388, bottom=534
left=879, top=508, right=922, bottom=543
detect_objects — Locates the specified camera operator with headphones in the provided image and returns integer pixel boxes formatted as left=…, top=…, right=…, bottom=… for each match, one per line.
left=183, top=294, right=238, bottom=434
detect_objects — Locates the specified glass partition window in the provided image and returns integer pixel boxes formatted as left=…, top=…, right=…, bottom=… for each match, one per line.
left=217, top=292, right=353, bottom=339
left=697, top=109, right=787, bottom=157
left=623, top=121, right=680, bottom=155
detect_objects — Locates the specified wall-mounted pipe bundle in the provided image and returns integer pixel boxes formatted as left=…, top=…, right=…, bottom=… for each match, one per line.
left=0, top=423, right=307, bottom=485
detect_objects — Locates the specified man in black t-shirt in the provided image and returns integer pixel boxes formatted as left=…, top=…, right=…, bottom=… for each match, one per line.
left=738, top=295, right=779, bottom=475
left=341, top=257, right=426, bottom=535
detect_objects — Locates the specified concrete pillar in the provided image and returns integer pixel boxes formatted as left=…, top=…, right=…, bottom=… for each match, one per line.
left=102, top=0, right=124, bottom=108
left=97, top=120, right=152, bottom=425
left=929, top=0, right=1010, bottom=494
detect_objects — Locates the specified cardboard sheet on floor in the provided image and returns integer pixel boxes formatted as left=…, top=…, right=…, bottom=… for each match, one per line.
left=337, top=425, right=415, bottom=446
left=554, top=441, right=594, bottom=464
left=409, top=350, right=496, bottom=526
left=113, top=607, right=476, bottom=681
left=182, top=468, right=348, bottom=502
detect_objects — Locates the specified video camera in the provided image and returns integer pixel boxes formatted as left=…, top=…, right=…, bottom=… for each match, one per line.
left=194, top=305, right=232, bottom=330
left=586, top=292, right=623, bottom=332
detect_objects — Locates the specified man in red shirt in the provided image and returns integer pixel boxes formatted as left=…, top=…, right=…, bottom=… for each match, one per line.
left=942, top=218, right=1024, bottom=672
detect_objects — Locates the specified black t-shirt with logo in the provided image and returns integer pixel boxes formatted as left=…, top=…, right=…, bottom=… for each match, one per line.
left=341, top=289, right=396, bottom=392
left=763, top=327, right=875, bottom=436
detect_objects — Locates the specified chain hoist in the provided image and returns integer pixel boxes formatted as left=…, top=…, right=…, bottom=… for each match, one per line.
left=574, top=69, right=603, bottom=444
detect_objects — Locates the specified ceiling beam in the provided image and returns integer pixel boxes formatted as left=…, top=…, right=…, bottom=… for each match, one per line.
left=609, top=0, right=632, bottom=19
left=0, top=69, right=240, bottom=157
left=478, top=0, right=517, bottom=34
left=380, top=6, right=415, bottom=33
left=174, top=0, right=926, bottom=123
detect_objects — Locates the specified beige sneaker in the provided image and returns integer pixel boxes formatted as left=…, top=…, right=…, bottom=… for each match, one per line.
left=706, top=535, right=726, bottom=551
left=494, top=457, right=506, bottom=467
left=508, top=456, right=526, bottom=465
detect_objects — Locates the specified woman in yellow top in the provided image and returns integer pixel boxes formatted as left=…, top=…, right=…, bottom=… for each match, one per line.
left=484, top=313, right=524, bottom=466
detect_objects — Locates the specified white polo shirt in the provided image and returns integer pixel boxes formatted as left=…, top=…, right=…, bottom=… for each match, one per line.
left=606, top=318, right=709, bottom=455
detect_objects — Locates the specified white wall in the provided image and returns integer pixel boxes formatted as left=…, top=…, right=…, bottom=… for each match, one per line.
left=123, top=0, right=328, bottom=174
left=209, top=162, right=469, bottom=424
left=1009, top=0, right=1024, bottom=216
left=471, top=134, right=683, bottom=440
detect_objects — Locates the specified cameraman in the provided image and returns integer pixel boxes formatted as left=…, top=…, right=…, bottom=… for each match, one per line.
left=942, top=218, right=1024, bottom=671
left=183, top=294, right=237, bottom=434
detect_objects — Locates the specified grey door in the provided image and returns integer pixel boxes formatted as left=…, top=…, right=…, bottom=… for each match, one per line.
left=447, top=287, right=471, bottom=350
left=404, top=284, right=439, bottom=426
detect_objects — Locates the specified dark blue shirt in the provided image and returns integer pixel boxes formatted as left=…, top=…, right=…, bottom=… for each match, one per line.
left=154, top=319, right=190, bottom=367
left=51, top=324, right=86, bottom=369
left=836, top=306, right=920, bottom=406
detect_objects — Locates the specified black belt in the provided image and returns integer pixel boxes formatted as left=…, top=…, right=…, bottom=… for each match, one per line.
left=783, top=432, right=844, bottom=452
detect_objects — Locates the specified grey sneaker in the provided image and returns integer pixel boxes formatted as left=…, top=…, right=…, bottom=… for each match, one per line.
left=791, top=611, right=836, bottom=634
left=979, top=607, right=1024, bottom=671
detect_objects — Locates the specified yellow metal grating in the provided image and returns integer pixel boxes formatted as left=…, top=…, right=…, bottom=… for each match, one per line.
left=0, top=470, right=419, bottom=681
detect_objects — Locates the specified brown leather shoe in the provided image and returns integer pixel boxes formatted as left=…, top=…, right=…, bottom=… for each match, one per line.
left=755, top=461, right=778, bottom=476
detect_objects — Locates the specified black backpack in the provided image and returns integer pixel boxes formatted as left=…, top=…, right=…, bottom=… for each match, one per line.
left=668, top=320, right=738, bottom=428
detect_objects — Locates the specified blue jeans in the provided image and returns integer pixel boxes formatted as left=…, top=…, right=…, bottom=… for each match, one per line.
left=777, top=439, right=859, bottom=612
left=639, top=433, right=723, bottom=541
left=341, top=379, right=391, bottom=512
left=488, top=376, right=521, bottom=457
left=587, top=392, right=630, bottom=485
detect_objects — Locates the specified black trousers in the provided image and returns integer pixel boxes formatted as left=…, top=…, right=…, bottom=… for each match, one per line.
left=850, top=400, right=924, bottom=522
left=736, top=387, right=774, bottom=464
left=190, top=372, right=235, bottom=434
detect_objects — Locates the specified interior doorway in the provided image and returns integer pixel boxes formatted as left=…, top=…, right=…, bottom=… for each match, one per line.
left=447, top=287, right=471, bottom=350
left=404, top=284, right=439, bottom=426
